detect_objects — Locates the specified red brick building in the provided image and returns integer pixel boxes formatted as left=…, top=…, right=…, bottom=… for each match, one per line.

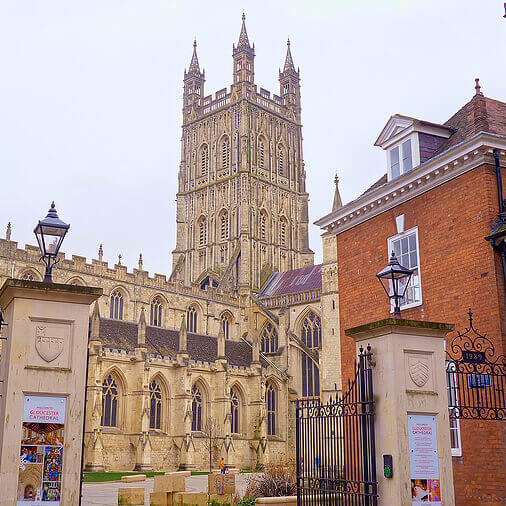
left=316, top=83, right=506, bottom=505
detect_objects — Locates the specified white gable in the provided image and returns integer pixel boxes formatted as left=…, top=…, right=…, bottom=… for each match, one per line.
left=374, top=115, right=414, bottom=148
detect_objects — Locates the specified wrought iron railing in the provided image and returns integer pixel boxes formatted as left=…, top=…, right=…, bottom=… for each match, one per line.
left=446, top=309, right=505, bottom=420
left=296, top=346, right=377, bottom=505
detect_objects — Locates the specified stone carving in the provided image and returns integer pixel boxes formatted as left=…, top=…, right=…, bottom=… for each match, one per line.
left=35, top=325, right=64, bottom=363
left=408, top=358, right=430, bottom=387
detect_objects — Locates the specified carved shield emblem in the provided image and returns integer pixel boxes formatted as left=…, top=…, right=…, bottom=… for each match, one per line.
left=409, top=359, right=430, bottom=387
left=35, top=325, right=64, bottom=363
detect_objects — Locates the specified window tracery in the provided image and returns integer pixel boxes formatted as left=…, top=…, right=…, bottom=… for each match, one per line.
left=187, top=305, right=198, bottom=333
left=150, top=297, right=163, bottom=327
left=149, top=380, right=162, bottom=430
left=102, top=375, right=119, bottom=427
left=230, top=388, right=240, bottom=434
left=110, top=290, right=124, bottom=320
left=301, top=312, right=321, bottom=397
left=261, top=322, right=278, bottom=353
left=266, top=382, right=276, bottom=435
left=191, top=384, right=203, bottom=431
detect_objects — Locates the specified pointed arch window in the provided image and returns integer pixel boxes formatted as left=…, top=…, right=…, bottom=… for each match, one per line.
left=222, top=137, right=230, bottom=169
left=260, top=211, right=267, bottom=241
left=278, top=146, right=284, bottom=176
left=220, top=312, right=232, bottom=340
left=230, top=388, right=240, bottom=434
left=259, top=139, right=265, bottom=169
left=187, top=305, right=198, bottom=333
left=280, top=218, right=288, bottom=247
left=102, top=375, right=119, bottom=427
left=198, top=218, right=207, bottom=247
left=191, top=385, right=203, bottom=431
left=201, top=145, right=209, bottom=177
left=149, top=380, right=162, bottom=430
left=301, top=312, right=321, bottom=398
left=266, top=382, right=276, bottom=435
left=110, top=290, right=124, bottom=320
left=150, top=297, right=163, bottom=327
left=21, top=271, right=35, bottom=281
left=220, top=211, right=229, bottom=241
left=261, top=322, right=278, bottom=354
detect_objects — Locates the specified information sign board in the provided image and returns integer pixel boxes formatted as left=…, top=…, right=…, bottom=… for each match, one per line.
left=408, top=414, right=441, bottom=504
left=17, top=395, right=66, bottom=505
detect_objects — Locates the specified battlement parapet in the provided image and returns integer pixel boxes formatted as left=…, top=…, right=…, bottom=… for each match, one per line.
left=0, top=238, right=239, bottom=305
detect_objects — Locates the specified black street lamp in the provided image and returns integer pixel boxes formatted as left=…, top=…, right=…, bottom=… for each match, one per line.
left=376, top=252, right=413, bottom=318
left=34, top=202, right=70, bottom=283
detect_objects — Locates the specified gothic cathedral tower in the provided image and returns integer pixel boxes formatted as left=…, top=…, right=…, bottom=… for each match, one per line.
left=171, top=16, right=314, bottom=295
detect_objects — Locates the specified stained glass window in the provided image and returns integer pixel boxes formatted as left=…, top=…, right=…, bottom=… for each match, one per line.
left=149, top=380, right=162, bottom=430
left=110, top=290, right=124, bottom=320
left=102, top=375, right=119, bottom=427
left=191, top=385, right=203, bottom=431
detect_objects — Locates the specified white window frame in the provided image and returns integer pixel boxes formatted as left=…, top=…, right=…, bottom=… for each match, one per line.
left=387, top=226, right=422, bottom=311
left=386, top=133, right=420, bottom=181
left=446, top=361, right=462, bottom=456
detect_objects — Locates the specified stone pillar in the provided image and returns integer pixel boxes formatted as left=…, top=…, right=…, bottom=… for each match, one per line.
left=320, top=233, right=341, bottom=401
left=345, top=318, right=456, bottom=506
left=0, top=279, right=101, bottom=505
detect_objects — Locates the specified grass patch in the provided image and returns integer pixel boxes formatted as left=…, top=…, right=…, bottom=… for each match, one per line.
left=84, top=469, right=250, bottom=482
left=83, top=471, right=164, bottom=482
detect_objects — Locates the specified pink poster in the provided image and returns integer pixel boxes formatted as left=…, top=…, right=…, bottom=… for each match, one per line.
left=17, top=396, right=66, bottom=505
left=408, top=414, right=441, bottom=504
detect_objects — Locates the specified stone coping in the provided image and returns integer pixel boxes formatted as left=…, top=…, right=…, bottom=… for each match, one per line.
left=0, top=278, right=102, bottom=306
left=345, top=318, right=455, bottom=340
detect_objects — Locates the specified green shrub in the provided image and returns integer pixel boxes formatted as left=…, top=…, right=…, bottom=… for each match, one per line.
left=237, top=498, right=255, bottom=506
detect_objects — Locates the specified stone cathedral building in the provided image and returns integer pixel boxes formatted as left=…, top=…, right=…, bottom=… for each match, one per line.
left=0, top=17, right=341, bottom=472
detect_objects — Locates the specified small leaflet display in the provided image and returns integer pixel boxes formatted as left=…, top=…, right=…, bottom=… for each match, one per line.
left=408, top=414, right=441, bottom=504
left=17, top=395, right=66, bottom=505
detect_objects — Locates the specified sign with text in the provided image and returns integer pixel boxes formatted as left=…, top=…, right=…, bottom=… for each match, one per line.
left=17, top=396, right=66, bottom=505
left=408, top=414, right=441, bottom=504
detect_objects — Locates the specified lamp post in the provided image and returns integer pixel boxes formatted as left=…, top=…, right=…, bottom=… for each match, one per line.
left=376, top=252, right=413, bottom=318
left=34, top=202, right=70, bottom=283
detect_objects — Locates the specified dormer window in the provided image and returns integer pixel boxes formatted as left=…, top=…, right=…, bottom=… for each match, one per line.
left=389, top=139, right=413, bottom=179
left=376, top=114, right=453, bottom=182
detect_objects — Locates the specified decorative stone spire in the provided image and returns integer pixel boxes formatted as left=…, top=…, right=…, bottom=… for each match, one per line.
left=137, top=308, right=146, bottom=346
left=98, top=244, right=103, bottom=262
left=475, top=78, right=483, bottom=96
left=90, top=302, right=101, bottom=341
left=188, top=39, right=201, bottom=74
left=217, top=323, right=226, bottom=359
left=6, top=222, right=11, bottom=241
left=117, top=254, right=122, bottom=266
left=283, top=38, right=296, bottom=73
left=179, top=315, right=188, bottom=353
left=237, top=12, right=251, bottom=48
left=332, top=174, right=343, bottom=211
left=138, top=253, right=143, bottom=270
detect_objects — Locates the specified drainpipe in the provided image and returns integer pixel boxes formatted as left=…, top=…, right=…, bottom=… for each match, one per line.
left=492, top=149, right=506, bottom=288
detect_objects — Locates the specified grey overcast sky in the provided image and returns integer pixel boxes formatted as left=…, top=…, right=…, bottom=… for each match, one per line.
left=0, top=0, right=504, bottom=275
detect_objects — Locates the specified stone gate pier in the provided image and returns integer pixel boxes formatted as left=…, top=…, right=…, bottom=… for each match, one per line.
left=346, top=318, right=456, bottom=506
left=0, top=279, right=101, bottom=505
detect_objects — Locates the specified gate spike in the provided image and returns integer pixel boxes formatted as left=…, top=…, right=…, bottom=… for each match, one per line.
left=468, top=308, right=473, bottom=328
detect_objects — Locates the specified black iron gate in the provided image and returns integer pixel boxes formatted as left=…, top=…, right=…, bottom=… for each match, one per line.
left=296, top=346, right=377, bottom=505
left=446, top=309, right=505, bottom=420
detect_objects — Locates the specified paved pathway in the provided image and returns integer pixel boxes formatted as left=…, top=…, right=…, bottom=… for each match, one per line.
left=82, top=474, right=257, bottom=506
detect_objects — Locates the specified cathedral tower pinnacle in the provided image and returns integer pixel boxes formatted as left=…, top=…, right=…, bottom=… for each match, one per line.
left=279, top=39, right=301, bottom=122
left=171, top=19, right=314, bottom=293
left=183, top=40, right=205, bottom=119
left=232, top=14, right=255, bottom=91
